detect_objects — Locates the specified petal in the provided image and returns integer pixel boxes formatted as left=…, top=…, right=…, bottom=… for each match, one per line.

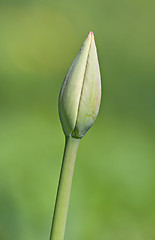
left=59, top=33, right=92, bottom=136
left=72, top=33, right=101, bottom=138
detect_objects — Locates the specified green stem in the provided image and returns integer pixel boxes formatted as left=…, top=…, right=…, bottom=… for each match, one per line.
left=50, top=136, right=80, bottom=240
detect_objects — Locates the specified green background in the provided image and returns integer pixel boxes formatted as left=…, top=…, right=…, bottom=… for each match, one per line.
left=0, top=0, right=155, bottom=239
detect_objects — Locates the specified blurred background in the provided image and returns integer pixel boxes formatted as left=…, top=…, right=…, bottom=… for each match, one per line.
left=0, top=0, right=155, bottom=239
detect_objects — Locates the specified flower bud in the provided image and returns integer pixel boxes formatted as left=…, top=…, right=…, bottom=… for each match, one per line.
left=58, top=32, right=101, bottom=139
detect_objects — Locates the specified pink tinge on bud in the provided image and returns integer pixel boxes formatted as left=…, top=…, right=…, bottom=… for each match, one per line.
left=88, top=31, right=94, bottom=37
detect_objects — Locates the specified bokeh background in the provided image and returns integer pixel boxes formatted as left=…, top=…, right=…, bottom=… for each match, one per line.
left=0, top=0, right=155, bottom=239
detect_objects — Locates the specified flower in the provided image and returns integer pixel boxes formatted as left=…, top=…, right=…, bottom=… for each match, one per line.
left=59, top=32, right=101, bottom=138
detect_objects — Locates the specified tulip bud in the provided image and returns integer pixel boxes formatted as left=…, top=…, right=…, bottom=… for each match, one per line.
left=58, top=32, right=101, bottom=139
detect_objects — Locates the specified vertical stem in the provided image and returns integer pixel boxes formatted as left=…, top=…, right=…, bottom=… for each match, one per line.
left=50, top=136, right=80, bottom=240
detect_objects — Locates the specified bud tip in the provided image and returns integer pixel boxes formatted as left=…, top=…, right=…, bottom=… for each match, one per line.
left=88, top=31, right=94, bottom=37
